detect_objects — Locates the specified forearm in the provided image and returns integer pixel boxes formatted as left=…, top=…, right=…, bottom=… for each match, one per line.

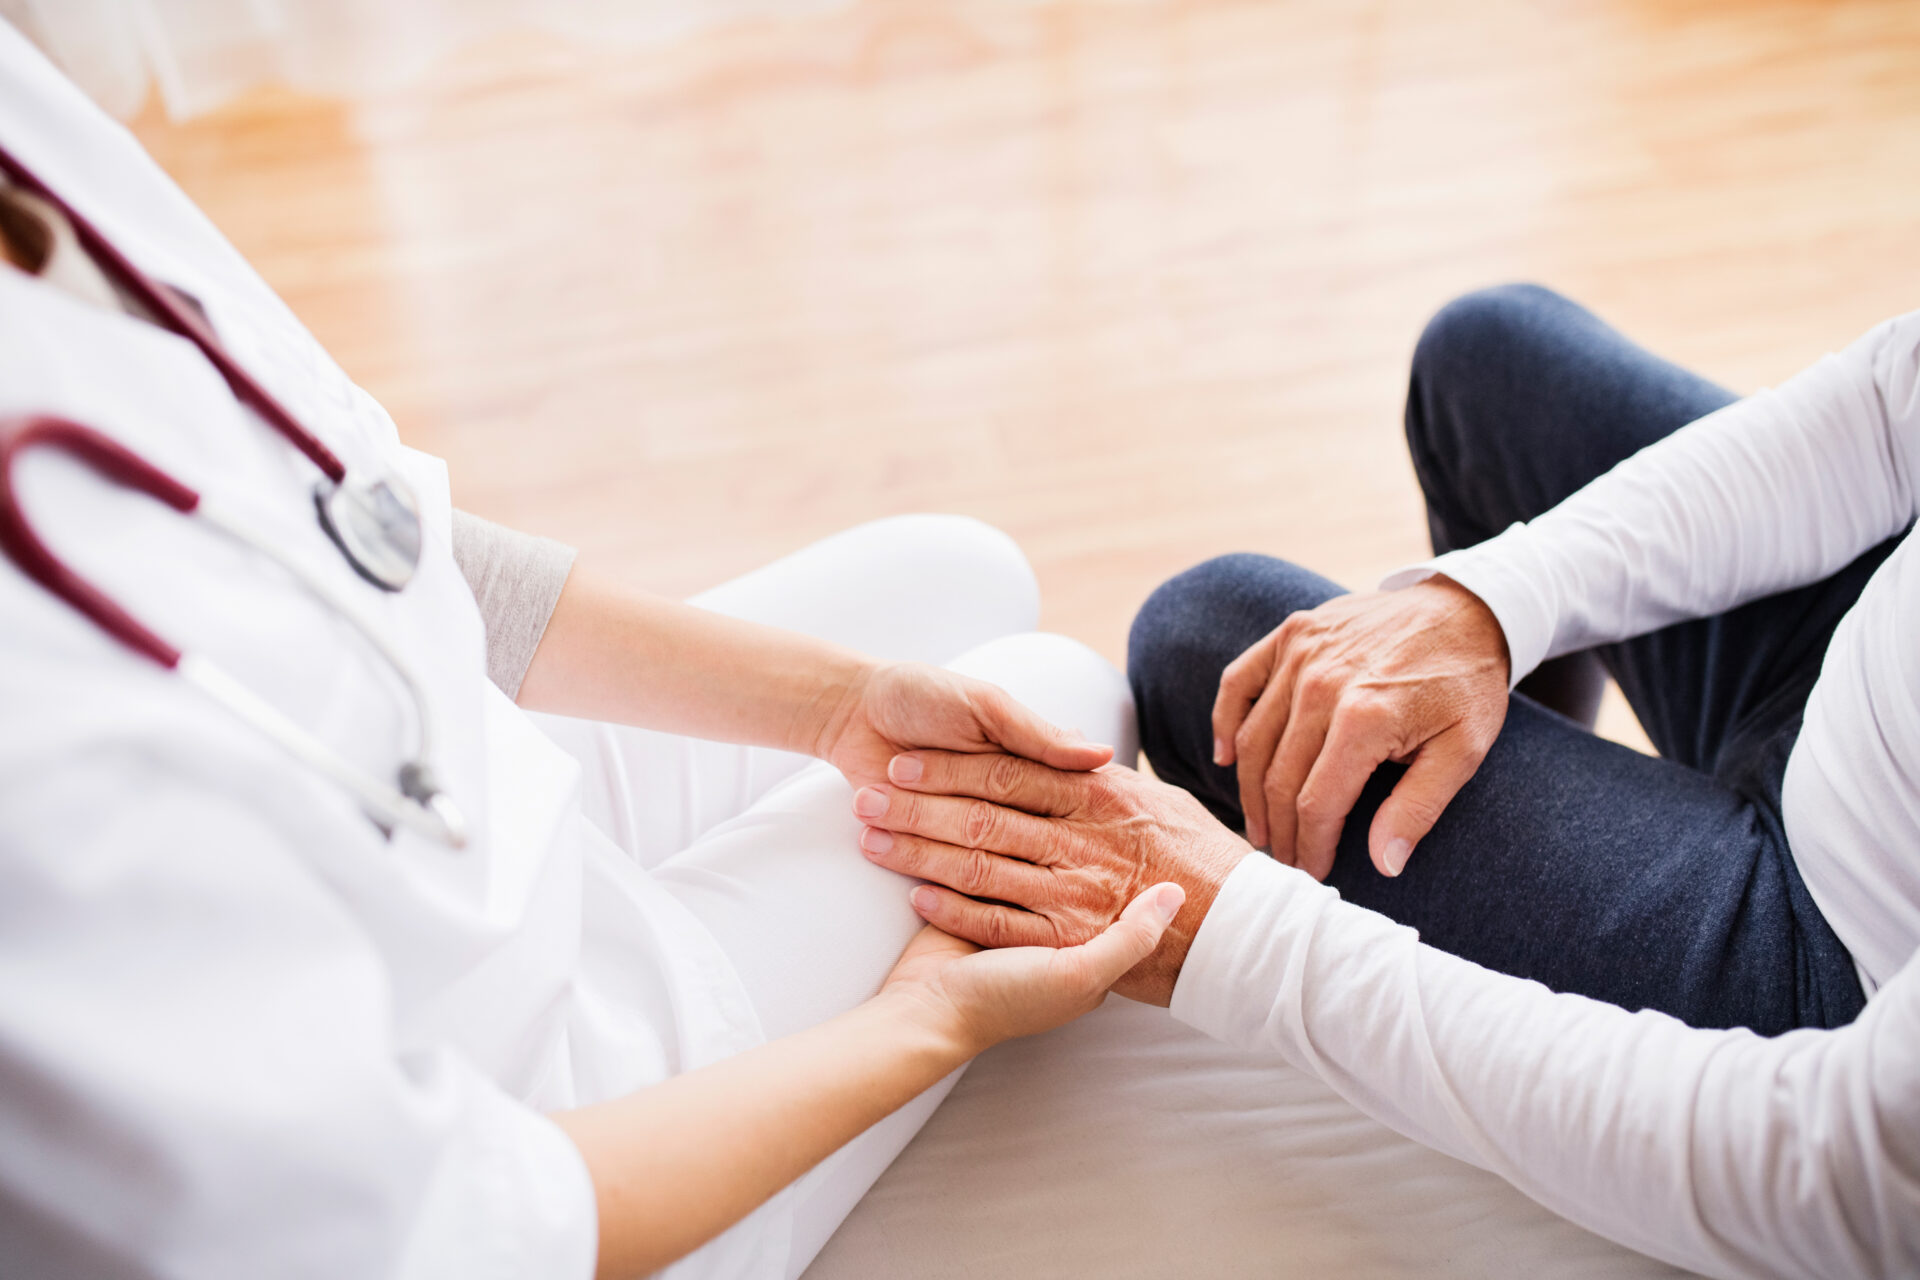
left=515, top=567, right=871, bottom=756
left=552, top=992, right=972, bottom=1280
left=1400, top=314, right=1920, bottom=681
left=1172, top=857, right=1920, bottom=1279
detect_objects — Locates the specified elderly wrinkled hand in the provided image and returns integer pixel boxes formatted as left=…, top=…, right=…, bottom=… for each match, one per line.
left=851, top=753, right=1252, bottom=1005
left=1213, top=576, right=1509, bottom=880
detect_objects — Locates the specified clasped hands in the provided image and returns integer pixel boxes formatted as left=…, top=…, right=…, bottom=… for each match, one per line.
left=843, top=577, right=1512, bottom=1016
left=855, top=754, right=1249, bottom=1005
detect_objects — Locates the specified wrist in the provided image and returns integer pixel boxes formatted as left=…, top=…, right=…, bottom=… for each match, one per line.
left=865, top=987, right=988, bottom=1067
left=798, top=651, right=881, bottom=761
left=1123, top=838, right=1248, bottom=1005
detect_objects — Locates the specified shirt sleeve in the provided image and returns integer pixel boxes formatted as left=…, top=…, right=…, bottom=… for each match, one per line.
left=1381, top=312, right=1920, bottom=684
left=1171, top=855, right=1920, bottom=1279
left=450, top=510, right=577, bottom=699
left=0, top=738, right=598, bottom=1279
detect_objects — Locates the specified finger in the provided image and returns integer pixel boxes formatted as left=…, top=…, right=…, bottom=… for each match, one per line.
left=860, top=826, right=1055, bottom=904
left=895, top=922, right=980, bottom=966
left=1290, top=709, right=1393, bottom=881
left=1061, top=882, right=1185, bottom=989
left=1212, top=632, right=1280, bottom=767
left=853, top=785, right=1066, bottom=865
left=1367, top=730, right=1484, bottom=877
left=908, top=884, right=1058, bottom=948
left=1233, top=635, right=1312, bottom=853
left=973, top=685, right=1114, bottom=772
left=1231, top=657, right=1299, bottom=853
left=887, top=750, right=1083, bottom=817
left=1260, top=680, right=1334, bottom=868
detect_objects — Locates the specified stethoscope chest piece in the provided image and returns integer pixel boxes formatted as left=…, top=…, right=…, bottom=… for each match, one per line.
left=315, top=469, right=423, bottom=592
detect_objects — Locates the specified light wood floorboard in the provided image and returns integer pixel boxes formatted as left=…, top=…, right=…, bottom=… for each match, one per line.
left=131, top=0, right=1920, bottom=750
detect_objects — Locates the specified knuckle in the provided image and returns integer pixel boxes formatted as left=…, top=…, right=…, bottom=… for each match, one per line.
left=1294, top=787, right=1329, bottom=822
left=1297, top=666, right=1341, bottom=704
left=1080, top=770, right=1116, bottom=805
left=963, top=799, right=1000, bottom=847
left=885, top=834, right=923, bottom=873
left=1401, top=804, right=1445, bottom=834
left=956, top=849, right=996, bottom=898
left=1056, top=910, right=1101, bottom=948
left=1394, top=791, right=1449, bottom=830
left=984, top=753, right=1027, bottom=803
left=891, top=790, right=922, bottom=828
left=1059, top=871, right=1111, bottom=916
left=978, top=911, right=1014, bottom=949
left=1336, top=691, right=1394, bottom=735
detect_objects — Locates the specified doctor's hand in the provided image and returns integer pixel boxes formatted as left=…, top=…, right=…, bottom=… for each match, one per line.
left=877, top=882, right=1185, bottom=1056
left=1214, top=577, right=1508, bottom=880
left=854, top=755, right=1251, bottom=1006
left=814, top=660, right=1112, bottom=792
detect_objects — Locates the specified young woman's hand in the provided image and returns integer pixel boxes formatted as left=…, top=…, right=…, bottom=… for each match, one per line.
left=815, top=660, right=1111, bottom=791
left=875, top=882, right=1186, bottom=1056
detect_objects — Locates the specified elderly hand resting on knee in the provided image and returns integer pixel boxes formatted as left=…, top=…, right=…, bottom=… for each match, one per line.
left=1214, top=577, right=1509, bottom=879
left=853, top=754, right=1251, bottom=1003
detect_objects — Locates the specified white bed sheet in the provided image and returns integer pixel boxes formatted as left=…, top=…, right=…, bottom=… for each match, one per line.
left=806, top=995, right=1694, bottom=1279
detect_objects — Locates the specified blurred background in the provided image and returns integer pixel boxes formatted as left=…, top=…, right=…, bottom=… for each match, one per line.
left=19, top=0, right=1920, bottom=748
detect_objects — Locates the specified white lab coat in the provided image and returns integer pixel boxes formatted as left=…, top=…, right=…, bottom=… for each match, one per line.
left=0, top=24, right=786, bottom=1278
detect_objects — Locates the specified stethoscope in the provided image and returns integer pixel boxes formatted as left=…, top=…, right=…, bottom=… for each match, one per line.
left=0, top=142, right=467, bottom=849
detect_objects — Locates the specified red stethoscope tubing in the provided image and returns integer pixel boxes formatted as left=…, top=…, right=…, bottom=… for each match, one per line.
left=0, top=149, right=460, bottom=846
left=0, top=412, right=466, bottom=848
left=0, top=140, right=347, bottom=485
left=0, top=416, right=196, bottom=669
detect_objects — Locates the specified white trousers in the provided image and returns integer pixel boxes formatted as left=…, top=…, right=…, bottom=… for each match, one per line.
left=532, top=514, right=1138, bottom=1279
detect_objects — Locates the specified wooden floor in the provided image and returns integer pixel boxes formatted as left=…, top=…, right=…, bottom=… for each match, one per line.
left=131, top=0, right=1920, bottom=749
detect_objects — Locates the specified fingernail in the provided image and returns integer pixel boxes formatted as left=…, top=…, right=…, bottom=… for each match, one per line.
left=1381, top=837, right=1412, bottom=877
left=889, top=755, right=922, bottom=783
left=861, top=827, right=894, bottom=855
left=910, top=886, right=937, bottom=913
left=853, top=787, right=889, bottom=819
left=1150, top=883, right=1185, bottom=927
left=1213, top=737, right=1227, bottom=765
left=1247, top=822, right=1266, bottom=851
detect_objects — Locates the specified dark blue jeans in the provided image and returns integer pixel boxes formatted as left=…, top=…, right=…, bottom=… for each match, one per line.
left=1129, top=284, right=1873, bottom=1034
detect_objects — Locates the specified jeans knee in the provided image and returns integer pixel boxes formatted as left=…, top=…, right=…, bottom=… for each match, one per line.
left=1128, top=555, right=1335, bottom=811
left=1410, top=284, right=1565, bottom=414
left=1128, top=554, right=1329, bottom=705
left=1406, top=284, right=1577, bottom=531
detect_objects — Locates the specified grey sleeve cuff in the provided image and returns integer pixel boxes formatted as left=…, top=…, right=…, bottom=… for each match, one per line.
left=450, top=509, right=577, bottom=700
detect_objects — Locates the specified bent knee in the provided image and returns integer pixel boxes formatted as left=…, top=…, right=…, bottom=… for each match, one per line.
left=837, top=513, right=1040, bottom=639
left=1412, top=283, right=1569, bottom=392
left=1129, top=554, right=1336, bottom=687
left=890, top=513, right=1037, bottom=620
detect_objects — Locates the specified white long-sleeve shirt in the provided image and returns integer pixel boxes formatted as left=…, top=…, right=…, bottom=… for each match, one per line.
left=1171, top=312, right=1920, bottom=1278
